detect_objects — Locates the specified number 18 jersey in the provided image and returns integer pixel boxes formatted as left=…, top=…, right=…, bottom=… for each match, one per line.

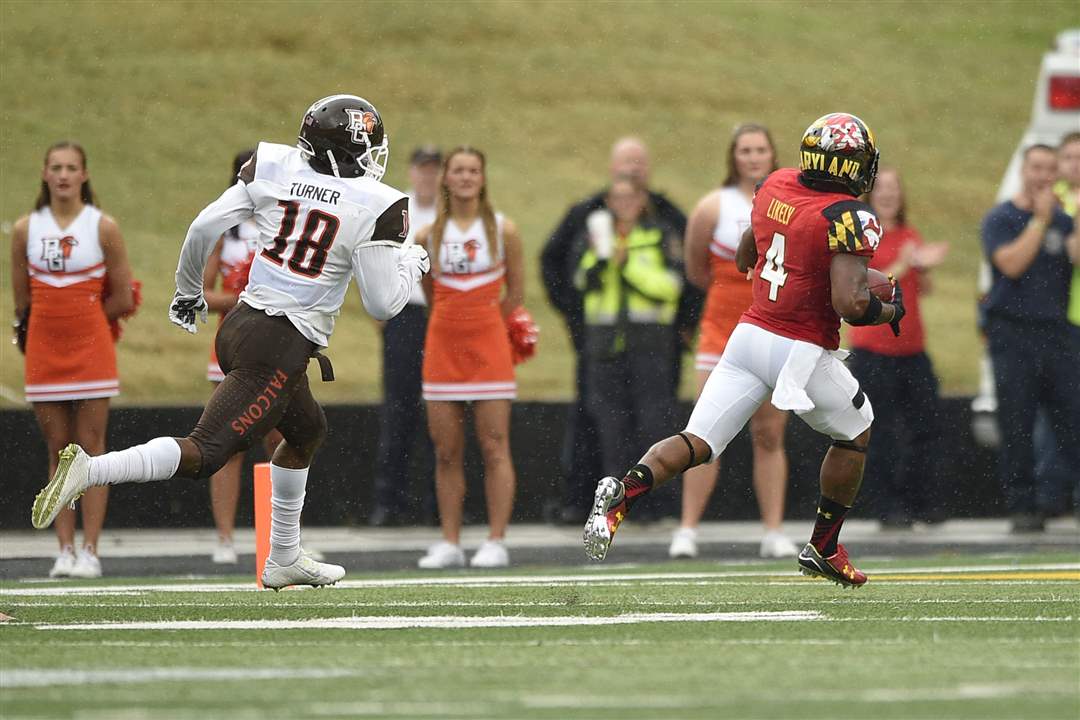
left=240, top=142, right=408, bottom=346
left=741, top=168, right=881, bottom=350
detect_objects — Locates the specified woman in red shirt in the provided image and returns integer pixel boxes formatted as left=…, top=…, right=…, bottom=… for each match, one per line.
left=849, top=166, right=948, bottom=527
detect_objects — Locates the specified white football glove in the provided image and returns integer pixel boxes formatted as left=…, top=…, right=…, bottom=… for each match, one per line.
left=399, top=243, right=431, bottom=279
left=168, top=292, right=209, bottom=334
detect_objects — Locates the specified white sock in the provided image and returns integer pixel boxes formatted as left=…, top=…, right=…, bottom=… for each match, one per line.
left=87, top=437, right=181, bottom=486
left=269, top=464, right=308, bottom=566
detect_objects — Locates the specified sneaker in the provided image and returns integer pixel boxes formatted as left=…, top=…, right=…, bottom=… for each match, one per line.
left=668, top=527, right=698, bottom=559
left=470, top=540, right=509, bottom=568
left=583, top=476, right=627, bottom=562
left=261, top=550, right=344, bottom=590
left=797, top=543, right=867, bottom=588
left=417, top=541, right=466, bottom=569
left=68, top=547, right=102, bottom=579
left=32, top=444, right=91, bottom=530
left=759, top=530, right=798, bottom=558
left=48, top=546, right=76, bottom=578
left=212, top=538, right=238, bottom=564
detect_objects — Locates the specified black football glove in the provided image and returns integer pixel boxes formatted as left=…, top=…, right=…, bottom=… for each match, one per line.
left=888, top=280, right=906, bottom=337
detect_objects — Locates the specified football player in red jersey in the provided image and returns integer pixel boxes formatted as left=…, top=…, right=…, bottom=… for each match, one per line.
left=584, top=113, right=906, bottom=587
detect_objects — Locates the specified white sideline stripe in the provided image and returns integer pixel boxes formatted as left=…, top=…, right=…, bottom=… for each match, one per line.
left=36, top=611, right=822, bottom=631
left=27, top=614, right=1074, bottom=632
left=4, top=561, right=1077, bottom=596
left=0, top=667, right=357, bottom=689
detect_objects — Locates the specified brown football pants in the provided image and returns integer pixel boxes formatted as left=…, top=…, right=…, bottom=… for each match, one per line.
left=187, top=302, right=327, bottom=479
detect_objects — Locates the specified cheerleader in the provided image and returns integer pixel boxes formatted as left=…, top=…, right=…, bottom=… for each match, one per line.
left=417, top=147, right=525, bottom=568
left=11, top=141, right=134, bottom=578
left=672, top=124, right=797, bottom=560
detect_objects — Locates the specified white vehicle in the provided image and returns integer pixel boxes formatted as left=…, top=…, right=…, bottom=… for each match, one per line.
left=972, top=28, right=1080, bottom=446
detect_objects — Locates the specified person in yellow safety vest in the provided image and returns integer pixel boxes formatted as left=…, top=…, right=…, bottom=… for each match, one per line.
left=575, top=174, right=685, bottom=510
left=1053, top=131, right=1080, bottom=325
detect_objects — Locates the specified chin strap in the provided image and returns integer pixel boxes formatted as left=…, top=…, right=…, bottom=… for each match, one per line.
left=326, top=149, right=341, bottom=178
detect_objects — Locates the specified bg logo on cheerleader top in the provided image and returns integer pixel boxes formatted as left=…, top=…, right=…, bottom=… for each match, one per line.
left=40, top=235, right=78, bottom=272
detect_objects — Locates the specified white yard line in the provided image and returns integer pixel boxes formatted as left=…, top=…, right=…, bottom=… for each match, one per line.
left=0, top=667, right=358, bottom=689
left=34, top=611, right=822, bottom=631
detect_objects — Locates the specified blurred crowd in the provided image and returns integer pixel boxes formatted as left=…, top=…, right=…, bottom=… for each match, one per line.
left=14, top=127, right=1079, bottom=577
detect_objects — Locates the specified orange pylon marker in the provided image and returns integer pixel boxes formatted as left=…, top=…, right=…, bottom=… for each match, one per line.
left=253, top=463, right=272, bottom=589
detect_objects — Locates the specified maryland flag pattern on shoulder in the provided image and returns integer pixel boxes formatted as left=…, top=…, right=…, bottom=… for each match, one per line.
left=822, top=200, right=882, bottom=255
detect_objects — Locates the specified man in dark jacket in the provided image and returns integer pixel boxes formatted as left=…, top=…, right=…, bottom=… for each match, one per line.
left=540, top=137, right=703, bottom=522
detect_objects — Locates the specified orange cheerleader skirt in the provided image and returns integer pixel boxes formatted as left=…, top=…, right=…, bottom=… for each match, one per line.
left=422, top=279, right=515, bottom=402
left=695, top=254, right=754, bottom=372
left=24, top=279, right=118, bottom=403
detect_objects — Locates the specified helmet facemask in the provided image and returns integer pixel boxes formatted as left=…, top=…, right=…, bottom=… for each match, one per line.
left=356, top=133, right=389, bottom=182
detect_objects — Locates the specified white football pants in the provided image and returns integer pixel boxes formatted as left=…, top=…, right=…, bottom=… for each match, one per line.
left=685, top=322, right=874, bottom=461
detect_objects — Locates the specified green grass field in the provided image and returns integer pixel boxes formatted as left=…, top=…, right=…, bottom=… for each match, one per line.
left=1, top=2, right=1076, bottom=403
left=2, top=553, right=1078, bottom=719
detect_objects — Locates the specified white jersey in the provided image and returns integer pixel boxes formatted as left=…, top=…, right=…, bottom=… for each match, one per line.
left=709, top=187, right=752, bottom=261
left=434, top=213, right=505, bottom=290
left=405, top=192, right=436, bottom=306
left=26, top=205, right=105, bottom=287
left=174, top=141, right=414, bottom=347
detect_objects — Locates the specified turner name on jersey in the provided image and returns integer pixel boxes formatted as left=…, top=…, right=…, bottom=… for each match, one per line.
left=239, top=142, right=409, bottom=346
left=289, top=182, right=342, bottom=205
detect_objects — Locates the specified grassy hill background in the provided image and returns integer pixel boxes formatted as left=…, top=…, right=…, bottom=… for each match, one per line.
left=1, top=1, right=1074, bottom=405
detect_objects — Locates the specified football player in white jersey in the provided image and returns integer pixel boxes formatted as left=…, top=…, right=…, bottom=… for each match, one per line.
left=32, top=95, right=430, bottom=589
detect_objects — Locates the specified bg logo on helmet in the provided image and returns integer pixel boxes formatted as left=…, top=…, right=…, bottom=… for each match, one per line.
left=345, top=109, right=377, bottom=143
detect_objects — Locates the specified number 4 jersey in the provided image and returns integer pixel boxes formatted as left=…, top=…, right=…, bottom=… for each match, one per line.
left=741, top=167, right=881, bottom=350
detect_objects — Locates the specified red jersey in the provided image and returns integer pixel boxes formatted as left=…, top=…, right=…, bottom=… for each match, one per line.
left=741, top=168, right=881, bottom=349
left=848, top=224, right=925, bottom=355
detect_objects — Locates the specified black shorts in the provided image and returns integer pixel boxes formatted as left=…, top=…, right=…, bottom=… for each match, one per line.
left=187, top=302, right=327, bottom=478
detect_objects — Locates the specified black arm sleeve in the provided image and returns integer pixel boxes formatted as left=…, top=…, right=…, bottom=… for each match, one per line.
left=372, top=197, right=410, bottom=244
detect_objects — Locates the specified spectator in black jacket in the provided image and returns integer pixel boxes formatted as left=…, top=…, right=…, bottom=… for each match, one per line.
left=540, top=137, right=702, bottom=522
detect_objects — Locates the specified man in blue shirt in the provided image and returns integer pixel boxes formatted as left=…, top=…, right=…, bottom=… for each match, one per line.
left=981, top=144, right=1080, bottom=532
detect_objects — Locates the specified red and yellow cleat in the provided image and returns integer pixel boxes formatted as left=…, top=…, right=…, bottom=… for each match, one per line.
left=583, top=477, right=627, bottom=561
left=797, top=543, right=867, bottom=588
